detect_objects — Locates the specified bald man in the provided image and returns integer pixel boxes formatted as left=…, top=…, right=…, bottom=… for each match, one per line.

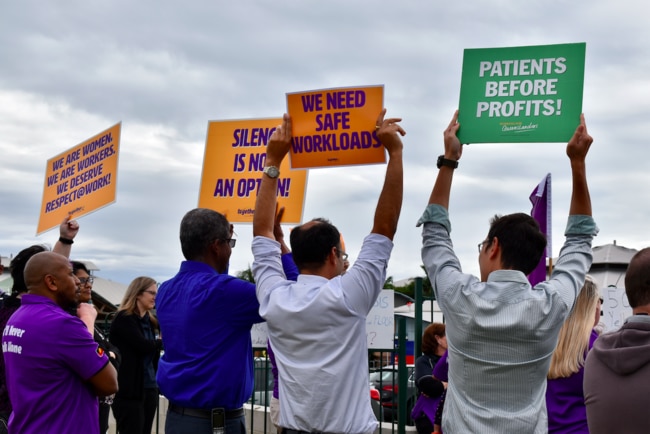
left=2, top=251, right=117, bottom=434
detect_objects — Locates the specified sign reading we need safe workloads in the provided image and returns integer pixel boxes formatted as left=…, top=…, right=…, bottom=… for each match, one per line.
left=199, top=118, right=308, bottom=224
left=458, top=43, right=586, bottom=144
left=38, top=123, right=121, bottom=234
left=287, top=85, right=385, bottom=169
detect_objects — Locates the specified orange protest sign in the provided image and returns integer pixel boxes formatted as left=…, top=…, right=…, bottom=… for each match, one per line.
left=287, top=85, right=385, bottom=169
left=198, top=118, right=308, bottom=224
left=37, top=123, right=121, bottom=234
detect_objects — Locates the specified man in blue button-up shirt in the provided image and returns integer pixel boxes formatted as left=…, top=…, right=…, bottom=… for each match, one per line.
left=419, top=111, right=598, bottom=433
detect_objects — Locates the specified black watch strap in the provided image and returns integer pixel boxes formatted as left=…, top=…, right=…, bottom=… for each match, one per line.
left=437, top=155, right=458, bottom=169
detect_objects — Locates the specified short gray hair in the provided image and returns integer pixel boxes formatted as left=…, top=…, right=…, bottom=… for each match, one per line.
left=179, top=208, right=230, bottom=260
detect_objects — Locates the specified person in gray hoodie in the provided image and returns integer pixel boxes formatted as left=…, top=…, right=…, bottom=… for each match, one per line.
left=584, top=247, right=650, bottom=433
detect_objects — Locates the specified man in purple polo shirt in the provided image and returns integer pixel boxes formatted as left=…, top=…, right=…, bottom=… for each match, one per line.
left=2, top=251, right=118, bottom=434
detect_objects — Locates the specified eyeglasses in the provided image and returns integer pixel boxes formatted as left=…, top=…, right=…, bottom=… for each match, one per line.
left=78, top=277, right=94, bottom=285
left=223, top=238, right=236, bottom=248
left=337, top=249, right=349, bottom=261
left=143, top=290, right=157, bottom=296
left=477, top=241, right=486, bottom=253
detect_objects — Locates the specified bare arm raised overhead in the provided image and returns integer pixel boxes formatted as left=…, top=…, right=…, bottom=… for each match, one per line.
left=426, top=110, right=463, bottom=210
left=253, top=114, right=292, bottom=240
left=566, top=114, right=593, bottom=216
left=371, top=109, right=405, bottom=240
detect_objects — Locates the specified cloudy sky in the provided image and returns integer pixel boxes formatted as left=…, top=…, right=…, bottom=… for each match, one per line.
left=1, top=1, right=648, bottom=287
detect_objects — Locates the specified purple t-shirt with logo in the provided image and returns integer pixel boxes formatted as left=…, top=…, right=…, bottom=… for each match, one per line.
left=2, top=294, right=109, bottom=434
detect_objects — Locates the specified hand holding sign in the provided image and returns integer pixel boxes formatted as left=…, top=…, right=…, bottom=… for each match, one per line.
left=266, top=114, right=293, bottom=166
left=566, top=114, right=592, bottom=162
left=443, top=110, right=463, bottom=160
left=375, top=108, right=406, bottom=157
left=59, top=215, right=80, bottom=240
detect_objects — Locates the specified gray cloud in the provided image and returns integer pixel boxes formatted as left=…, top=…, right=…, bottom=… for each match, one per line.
left=1, top=0, right=649, bottom=287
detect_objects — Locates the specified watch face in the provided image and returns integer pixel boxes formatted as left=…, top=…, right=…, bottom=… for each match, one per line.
left=264, top=166, right=280, bottom=178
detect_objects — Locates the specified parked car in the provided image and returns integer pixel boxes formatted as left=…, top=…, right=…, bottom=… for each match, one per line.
left=370, top=384, right=382, bottom=421
left=369, top=365, right=416, bottom=424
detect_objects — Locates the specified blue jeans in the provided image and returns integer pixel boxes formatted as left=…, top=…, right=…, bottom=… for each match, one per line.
left=165, top=410, right=246, bottom=434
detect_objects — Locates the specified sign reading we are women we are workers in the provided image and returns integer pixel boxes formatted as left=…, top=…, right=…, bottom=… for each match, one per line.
left=458, top=42, right=586, bottom=144
left=38, top=123, right=121, bottom=234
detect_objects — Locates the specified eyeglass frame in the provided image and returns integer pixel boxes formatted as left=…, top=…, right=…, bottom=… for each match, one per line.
left=336, top=248, right=349, bottom=261
left=78, top=277, right=94, bottom=285
left=143, top=289, right=157, bottom=296
left=477, top=239, right=488, bottom=253
left=222, top=238, right=236, bottom=248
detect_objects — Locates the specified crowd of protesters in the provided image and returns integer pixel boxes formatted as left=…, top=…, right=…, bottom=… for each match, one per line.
left=1, top=110, right=649, bottom=434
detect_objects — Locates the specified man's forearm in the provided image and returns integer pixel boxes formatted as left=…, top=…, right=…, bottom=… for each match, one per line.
left=427, top=167, right=455, bottom=210
left=569, top=160, right=591, bottom=216
left=52, top=241, right=72, bottom=258
left=253, top=170, right=279, bottom=239
left=371, top=150, right=403, bottom=240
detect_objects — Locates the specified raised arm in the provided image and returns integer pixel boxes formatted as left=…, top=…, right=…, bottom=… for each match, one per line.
left=53, top=215, right=79, bottom=258
left=371, top=109, right=405, bottom=240
left=426, top=110, right=463, bottom=210
left=566, top=114, right=593, bottom=216
left=253, top=114, right=292, bottom=239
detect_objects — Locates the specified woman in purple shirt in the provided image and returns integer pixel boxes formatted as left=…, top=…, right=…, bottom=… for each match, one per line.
left=546, top=276, right=602, bottom=433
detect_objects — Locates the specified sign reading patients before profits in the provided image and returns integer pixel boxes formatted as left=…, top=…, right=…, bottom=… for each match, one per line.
left=251, top=290, right=395, bottom=349
left=38, top=123, right=121, bottom=234
left=458, top=42, right=586, bottom=143
left=199, top=118, right=308, bottom=224
left=287, top=85, right=385, bottom=169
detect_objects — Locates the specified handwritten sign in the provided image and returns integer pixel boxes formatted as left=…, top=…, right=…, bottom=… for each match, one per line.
left=37, top=123, right=121, bottom=234
left=287, top=85, right=385, bottom=168
left=601, top=286, right=632, bottom=332
left=366, top=290, right=395, bottom=349
left=251, top=323, right=269, bottom=348
left=199, top=118, right=308, bottom=224
left=251, top=290, right=395, bottom=349
left=458, top=43, right=586, bottom=143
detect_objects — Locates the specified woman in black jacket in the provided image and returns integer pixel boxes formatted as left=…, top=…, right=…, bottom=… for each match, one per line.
left=110, top=276, right=163, bottom=434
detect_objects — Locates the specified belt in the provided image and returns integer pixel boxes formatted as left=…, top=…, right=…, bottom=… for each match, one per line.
left=169, top=403, right=244, bottom=419
left=283, top=430, right=335, bottom=434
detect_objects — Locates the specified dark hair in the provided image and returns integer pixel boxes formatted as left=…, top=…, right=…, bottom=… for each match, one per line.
left=71, top=261, right=90, bottom=275
left=179, top=208, right=230, bottom=260
left=486, top=213, right=546, bottom=275
left=10, top=245, right=48, bottom=296
left=625, top=248, right=650, bottom=308
left=421, top=323, right=446, bottom=355
left=290, top=218, right=341, bottom=271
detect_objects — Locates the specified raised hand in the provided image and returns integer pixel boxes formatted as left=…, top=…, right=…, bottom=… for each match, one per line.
left=566, top=114, right=593, bottom=162
left=443, top=110, right=462, bottom=161
left=376, top=109, right=405, bottom=157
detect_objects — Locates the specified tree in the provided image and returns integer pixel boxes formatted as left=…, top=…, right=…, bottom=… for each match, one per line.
left=420, top=265, right=433, bottom=297
left=236, top=266, right=255, bottom=283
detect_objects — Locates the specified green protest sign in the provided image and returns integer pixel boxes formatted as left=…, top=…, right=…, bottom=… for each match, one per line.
left=458, top=42, right=586, bottom=144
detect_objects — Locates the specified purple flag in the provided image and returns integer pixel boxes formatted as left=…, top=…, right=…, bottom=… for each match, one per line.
left=528, top=173, right=551, bottom=286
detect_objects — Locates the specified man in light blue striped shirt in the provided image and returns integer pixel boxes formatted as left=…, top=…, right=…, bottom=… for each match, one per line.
left=418, top=111, right=598, bottom=433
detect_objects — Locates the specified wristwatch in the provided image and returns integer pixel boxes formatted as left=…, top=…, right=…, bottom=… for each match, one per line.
left=436, top=155, right=458, bottom=169
left=263, top=165, right=280, bottom=179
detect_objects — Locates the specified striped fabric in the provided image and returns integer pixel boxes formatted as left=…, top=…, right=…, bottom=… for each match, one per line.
left=419, top=204, right=597, bottom=433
